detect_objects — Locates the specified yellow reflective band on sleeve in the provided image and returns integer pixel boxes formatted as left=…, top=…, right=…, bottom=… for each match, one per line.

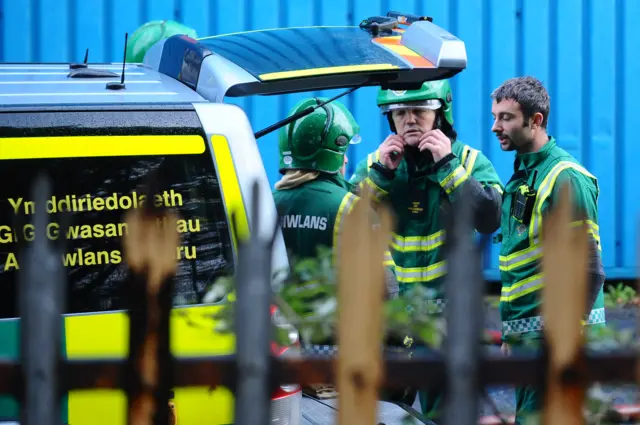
left=365, top=150, right=381, bottom=168
left=461, top=146, right=470, bottom=165
left=391, top=230, right=445, bottom=253
left=259, top=64, right=399, bottom=80
left=394, top=261, right=447, bottom=284
left=500, top=273, right=544, bottom=302
left=0, top=135, right=206, bottom=160
left=440, top=165, right=469, bottom=194
left=492, top=184, right=504, bottom=195
left=332, top=192, right=359, bottom=251
left=499, top=243, right=543, bottom=272
left=363, top=177, right=387, bottom=201
left=462, top=146, right=479, bottom=172
left=210, top=135, right=249, bottom=249
left=570, top=219, right=601, bottom=250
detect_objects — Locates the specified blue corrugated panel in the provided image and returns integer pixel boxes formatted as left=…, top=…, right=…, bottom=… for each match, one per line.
left=0, top=0, right=637, bottom=281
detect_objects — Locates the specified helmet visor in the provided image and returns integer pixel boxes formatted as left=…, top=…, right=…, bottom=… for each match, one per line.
left=379, top=99, right=442, bottom=114
left=349, top=134, right=362, bottom=145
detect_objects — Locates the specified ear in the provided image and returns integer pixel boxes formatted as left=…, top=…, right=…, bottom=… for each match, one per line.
left=531, top=112, right=544, bottom=129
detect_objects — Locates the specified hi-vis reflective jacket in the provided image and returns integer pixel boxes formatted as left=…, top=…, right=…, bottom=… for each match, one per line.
left=349, top=140, right=504, bottom=307
left=498, top=137, right=606, bottom=341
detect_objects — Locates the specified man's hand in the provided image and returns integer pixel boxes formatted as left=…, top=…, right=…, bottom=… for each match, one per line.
left=378, top=134, right=406, bottom=170
left=418, top=129, right=452, bottom=163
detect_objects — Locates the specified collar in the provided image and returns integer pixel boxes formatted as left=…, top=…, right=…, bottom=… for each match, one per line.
left=316, top=172, right=352, bottom=191
left=514, top=136, right=556, bottom=172
left=404, top=146, right=434, bottom=172
left=404, top=139, right=462, bottom=174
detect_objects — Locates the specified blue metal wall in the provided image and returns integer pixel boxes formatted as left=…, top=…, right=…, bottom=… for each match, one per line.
left=1, top=0, right=638, bottom=281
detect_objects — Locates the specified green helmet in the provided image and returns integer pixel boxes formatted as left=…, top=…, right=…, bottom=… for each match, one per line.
left=278, top=98, right=361, bottom=174
left=377, top=79, right=454, bottom=129
left=126, top=20, right=198, bottom=63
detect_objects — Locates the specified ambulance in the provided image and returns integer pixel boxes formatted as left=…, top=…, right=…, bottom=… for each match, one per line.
left=0, top=11, right=467, bottom=425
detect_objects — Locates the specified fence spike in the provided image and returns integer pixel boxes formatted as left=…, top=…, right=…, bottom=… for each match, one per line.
left=336, top=186, right=391, bottom=425
left=234, top=180, right=273, bottom=425
left=442, top=183, right=485, bottom=425
left=541, top=181, right=588, bottom=425
left=18, top=173, right=66, bottom=425
left=123, top=179, right=179, bottom=425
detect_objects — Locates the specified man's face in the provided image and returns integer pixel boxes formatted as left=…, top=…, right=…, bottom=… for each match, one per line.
left=391, top=107, right=437, bottom=146
left=491, top=99, right=535, bottom=152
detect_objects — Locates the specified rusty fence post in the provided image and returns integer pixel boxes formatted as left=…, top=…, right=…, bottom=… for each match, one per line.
left=540, top=183, right=589, bottom=425
left=123, top=180, right=179, bottom=425
left=234, top=181, right=275, bottom=425
left=18, top=174, right=67, bottom=425
left=335, top=189, right=391, bottom=425
left=442, top=184, right=485, bottom=425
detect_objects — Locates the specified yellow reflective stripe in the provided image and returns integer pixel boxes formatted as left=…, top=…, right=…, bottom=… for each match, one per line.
left=395, top=261, right=447, bottom=283
left=367, top=152, right=375, bottom=168
left=440, top=165, right=469, bottom=194
left=462, top=145, right=501, bottom=195
left=529, top=161, right=596, bottom=246
left=383, top=250, right=396, bottom=267
left=501, top=161, right=600, bottom=273
left=461, top=145, right=470, bottom=165
left=570, top=219, right=601, bottom=250
left=500, top=273, right=543, bottom=302
left=332, top=192, right=359, bottom=250
left=364, top=177, right=388, bottom=200
left=259, top=63, right=399, bottom=80
left=499, top=243, right=543, bottom=271
left=0, top=135, right=206, bottom=160
left=462, top=146, right=479, bottom=174
left=499, top=221, right=600, bottom=272
left=391, top=230, right=445, bottom=252
left=360, top=150, right=387, bottom=201
left=210, top=135, right=249, bottom=248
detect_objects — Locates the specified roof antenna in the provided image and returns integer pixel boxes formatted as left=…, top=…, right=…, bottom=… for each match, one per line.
left=69, top=48, right=89, bottom=69
left=106, top=32, right=128, bottom=90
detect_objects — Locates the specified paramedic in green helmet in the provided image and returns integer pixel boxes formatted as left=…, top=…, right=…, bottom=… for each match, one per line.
left=349, top=79, right=504, bottom=420
left=273, top=97, right=362, bottom=261
left=273, top=97, right=399, bottom=399
left=273, top=97, right=399, bottom=301
left=491, top=76, right=606, bottom=425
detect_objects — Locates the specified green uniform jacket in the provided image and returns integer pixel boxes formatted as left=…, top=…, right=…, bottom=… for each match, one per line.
left=349, top=140, right=504, bottom=306
left=273, top=174, right=358, bottom=260
left=498, top=137, right=606, bottom=342
left=273, top=173, right=400, bottom=320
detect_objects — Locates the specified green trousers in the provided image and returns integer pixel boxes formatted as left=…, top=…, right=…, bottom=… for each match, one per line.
left=511, top=323, right=609, bottom=425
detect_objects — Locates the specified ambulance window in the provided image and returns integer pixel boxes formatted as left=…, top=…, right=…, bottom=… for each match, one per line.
left=0, top=109, right=235, bottom=318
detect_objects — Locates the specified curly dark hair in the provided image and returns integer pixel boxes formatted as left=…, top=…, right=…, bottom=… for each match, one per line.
left=491, top=76, right=550, bottom=129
